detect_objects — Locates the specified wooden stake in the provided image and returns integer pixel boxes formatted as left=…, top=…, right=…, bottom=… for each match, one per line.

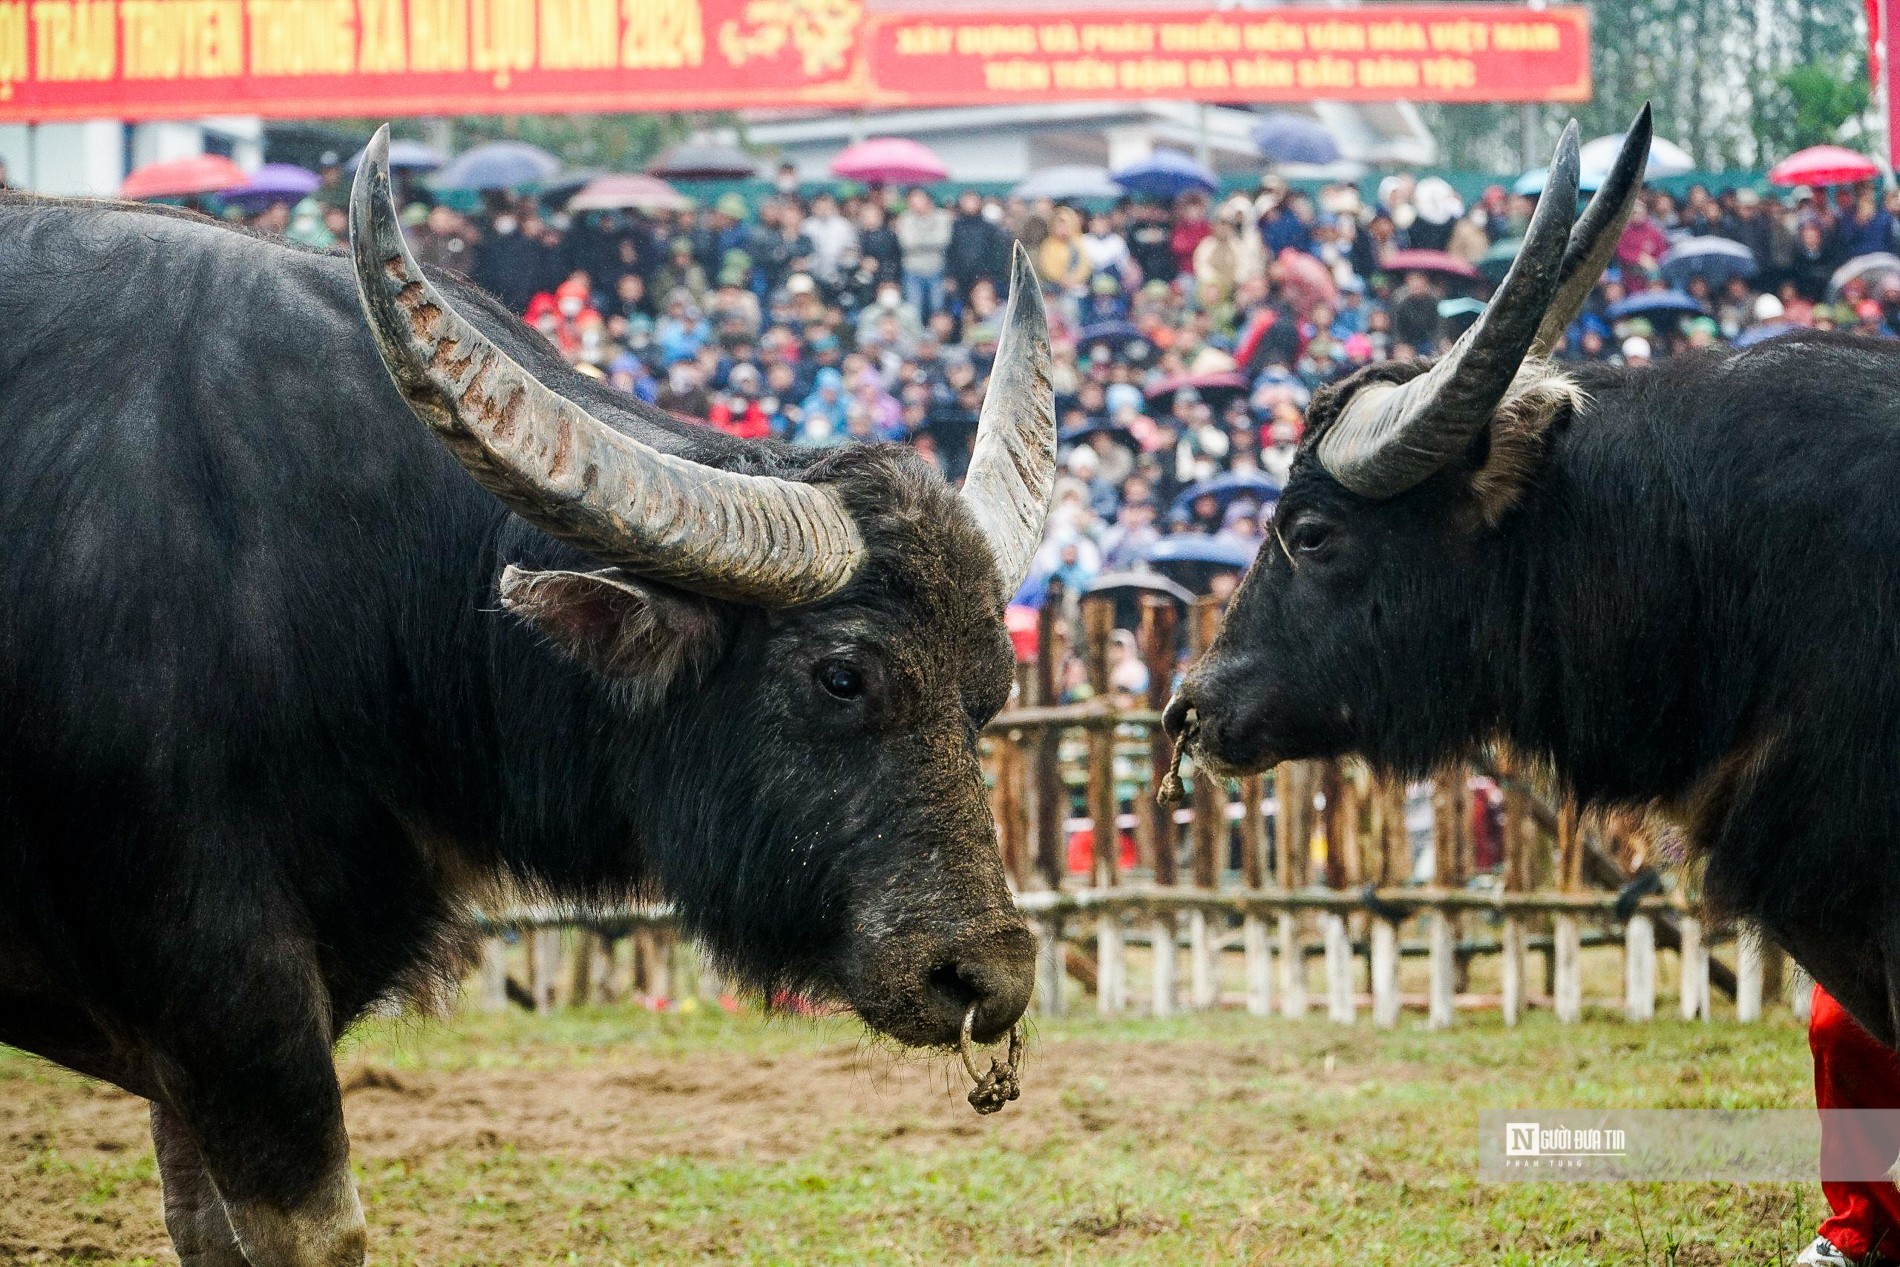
left=1188, top=596, right=1223, bottom=890
left=1138, top=595, right=1179, bottom=885
left=1679, top=914, right=1707, bottom=1021
left=1082, top=595, right=1118, bottom=890
left=530, top=928, right=562, bottom=1014
left=479, top=937, right=508, bottom=1013
left=1238, top=774, right=1265, bottom=889
left=1032, top=579, right=1066, bottom=890
left=1500, top=917, right=1525, bottom=1025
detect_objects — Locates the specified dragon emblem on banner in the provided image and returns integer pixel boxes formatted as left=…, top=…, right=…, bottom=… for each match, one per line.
left=717, top=0, right=862, bottom=76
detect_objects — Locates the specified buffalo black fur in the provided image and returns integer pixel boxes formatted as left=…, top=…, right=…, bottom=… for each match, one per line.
left=0, top=195, right=1033, bottom=1238
left=1184, top=332, right=1900, bottom=1046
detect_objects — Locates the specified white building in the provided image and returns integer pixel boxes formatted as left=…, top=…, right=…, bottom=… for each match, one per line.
left=0, top=117, right=264, bottom=196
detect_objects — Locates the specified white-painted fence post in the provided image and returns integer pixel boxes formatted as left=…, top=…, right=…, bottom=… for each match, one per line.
left=1428, top=909, right=1455, bottom=1029
left=1324, top=913, right=1355, bottom=1024
left=1553, top=914, right=1581, bottom=1023
left=1624, top=914, right=1656, bottom=1022
left=530, top=928, right=562, bottom=1014
left=1277, top=912, right=1307, bottom=1018
left=1737, top=933, right=1764, bottom=1022
left=1151, top=914, right=1177, bottom=1018
left=1790, top=962, right=1814, bottom=1021
left=1096, top=913, right=1125, bottom=1015
left=1036, top=917, right=1065, bottom=1017
left=1371, top=919, right=1400, bottom=1028
left=1242, top=913, right=1273, bottom=1017
left=479, top=937, right=509, bottom=1013
left=1189, top=908, right=1218, bottom=1010
left=1678, top=914, right=1708, bottom=1021
left=1500, top=916, right=1525, bottom=1026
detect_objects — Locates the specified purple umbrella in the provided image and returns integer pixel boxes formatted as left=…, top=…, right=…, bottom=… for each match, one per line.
left=1251, top=113, right=1340, bottom=166
left=224, top=163, right=320, bottom=209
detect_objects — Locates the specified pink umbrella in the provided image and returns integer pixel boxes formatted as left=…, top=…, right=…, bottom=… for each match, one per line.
left=829, top=138, right=948, bottom=186
left=120, top=154, right=246, bottom=200
left=567, top=174, right=692, bottom=214
left=1768, top=145, right=1879, bottom=187
left=1273, top=248, right=1338, bottom=316
left=1380, top=248, right=1482, bottom=283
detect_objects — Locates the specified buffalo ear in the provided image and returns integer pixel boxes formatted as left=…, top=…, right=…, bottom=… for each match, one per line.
left=1466, top=359, right=1584, bottom=526
left=498, top=565, right=725, bottom=690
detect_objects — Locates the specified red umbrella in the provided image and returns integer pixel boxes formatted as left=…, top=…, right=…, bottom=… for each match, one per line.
left=829, top=138, right=947, bottom=186
left=120, top=154, right=246, bottom=200
left=1273, top=248, right=1338, bottom=315
left=1768, top=145, right=1879, bottom=187
left=1379, top=248, right=1482, bottom=283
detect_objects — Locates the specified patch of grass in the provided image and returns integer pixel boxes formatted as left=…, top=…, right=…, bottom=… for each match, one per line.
left=2, top=1006, right=1827, bottom=1265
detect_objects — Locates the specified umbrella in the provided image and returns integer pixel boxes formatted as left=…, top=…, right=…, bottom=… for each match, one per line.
left=1659, top=237, right=1758, bottom=289
left=535, top=169, right=607, bottom=207
left=1059, top=420, right=1139, bottom=450
left=1828, top=252, right=1900, bottom=297
left=431, top=141, right=561, bottom=192
left=830, top=138, right=947, bottom=185
left=1515, top=166, right=1610, bottom=197
left=223, top=163, right=320, bottom=208
left=1580, top=132, right=1694, bottom=181
left=1139, top=533, right=1260, bottom=594
left=120, top=154, right=246, bottom=200
left=567, top=174, right=692, bottom=214
left=1734, top=320, right=1800, bottom=349
left=1111, top=150, right=1218, bottom=200
left=1478, top=238, right=1522, bottom=284
left=649, top=142, right=759, bottom=181
left=1143, top=370, right=1249, bottom=409
left=1768, top=145, right=1878, bottom=187
left=1606, top=289, right=1707, bottom=321
left=344, top=138, right=445, bottom=172
left=1380, top=248, right=1482, bottom=284
left=1250, top=113, right=1340, bottom=166
left=1085, top=570, right=1196, bottom=629
left=1077, top=320, right=1142, bottom=348
left=1169, top=471, right=1282, bottom=521
left=1273, top=249, right=1338, bottom=315
left=1010, top=165, right=1124, bottom=202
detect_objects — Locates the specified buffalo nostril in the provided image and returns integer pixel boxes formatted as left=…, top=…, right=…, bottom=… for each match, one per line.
left=1162, top=689, right=1195, bottom=741
left=929, top=944, right=1035, bottom=1044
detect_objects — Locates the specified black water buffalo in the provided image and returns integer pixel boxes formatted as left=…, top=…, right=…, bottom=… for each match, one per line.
left=0, top=131, right=1052, bottom=1266
left=1169, top=108, right=1900, bottom=1052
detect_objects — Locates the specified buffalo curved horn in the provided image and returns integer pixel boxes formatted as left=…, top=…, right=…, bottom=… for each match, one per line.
left=1315, top=122, right=1582, bottom=500
left=348, top=126, right=865, bottom=608
left=1534, top=104, right=1654, bottom=357
left=960, top=242, right=1057, bottom=598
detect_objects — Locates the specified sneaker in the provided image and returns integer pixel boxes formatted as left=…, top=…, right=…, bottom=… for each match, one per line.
left=1797, top=1238, right=1861, bottom=1267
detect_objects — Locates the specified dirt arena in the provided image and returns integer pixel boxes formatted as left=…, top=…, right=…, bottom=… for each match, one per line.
left=1, top=1004, right=1828, bottom=1265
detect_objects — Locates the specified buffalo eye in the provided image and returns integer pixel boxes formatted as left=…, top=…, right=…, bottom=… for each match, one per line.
left=816, top=659, right=865, bottom=702
left=1288, top=518, right=1333, bottom=555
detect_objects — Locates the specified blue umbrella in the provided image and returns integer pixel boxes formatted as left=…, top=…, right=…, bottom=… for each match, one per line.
left=1011, top=165, right=1125, bottom=202
left=1734, top=320, right=1800, bottom=349
left=1077, top=320, right=1142, bottom=347
left=1111, top=150, right=1218, bottom=200
left=1606, top=290, right=1707, bottom=321
left=345, top=138, right=445, bottom=172
left=1169, top=471, right=1282, bottom=521
left=1514, top=166, right=1605, bottom=197
left=1059, top=420, right=1137, bottom=449
left=1659, top=237, right=1757, bottom=289
left=1140, top=533, right=1261, bottom=593
left=1250, top=113, right=1341, bottom=166
left=431, top=141, right=561, bottom=192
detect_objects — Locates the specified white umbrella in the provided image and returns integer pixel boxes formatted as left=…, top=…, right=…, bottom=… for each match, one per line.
left=1580, top=132, right=1694, bottom=181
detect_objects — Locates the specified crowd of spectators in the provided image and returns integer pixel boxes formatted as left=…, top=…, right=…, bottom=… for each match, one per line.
left=263, top=153, right=1900, bottom=613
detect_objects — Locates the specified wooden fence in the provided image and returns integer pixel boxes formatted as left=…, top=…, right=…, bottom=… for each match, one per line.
left=469, top=578, right=1808, bottom=1028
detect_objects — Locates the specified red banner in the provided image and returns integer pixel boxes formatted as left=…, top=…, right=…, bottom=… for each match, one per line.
left=0, top=0, right=1589, bottom=123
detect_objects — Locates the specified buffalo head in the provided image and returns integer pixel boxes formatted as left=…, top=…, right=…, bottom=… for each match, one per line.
left=1164, top=110, right=1652, bottom=781
left=350, top=131, right=1051, bottom=1047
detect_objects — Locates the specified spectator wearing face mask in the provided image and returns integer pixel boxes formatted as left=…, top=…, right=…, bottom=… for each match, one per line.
left=654, top=358, right=710, bottom=419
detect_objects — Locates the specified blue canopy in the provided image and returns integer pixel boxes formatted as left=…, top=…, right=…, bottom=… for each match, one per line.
left=1659, top=237, right=1758, bottom=289
left=1514, top=166, right=1605, bottom=197
left=1251, top=113, right=1341, bottom=166
left=431, top=141, right=561, bottom=192
left=1142, top=534, right=1260, bottom=569
left=1011, top=165, right=1125, bottom=202
left=1606, top=289, right=1707, bottom=321
left=1111, top=150, right=1218, bottom=199
left=1169, top=470, right=1282, bottom=520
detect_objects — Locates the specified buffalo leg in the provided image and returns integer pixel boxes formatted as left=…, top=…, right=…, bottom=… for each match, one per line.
left=151, top=1103, right=248, bottom=1267
left=148, top=945, right=366, bottom=1267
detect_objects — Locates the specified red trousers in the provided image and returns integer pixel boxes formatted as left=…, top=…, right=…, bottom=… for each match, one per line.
left=1813, top=984, right=1900, bottom=1261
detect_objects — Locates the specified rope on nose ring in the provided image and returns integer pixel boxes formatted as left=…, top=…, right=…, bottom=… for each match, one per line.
left=1158, top=713, right=1196, bottom=805
left=960, top=1005, right=1023, bottom=1115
